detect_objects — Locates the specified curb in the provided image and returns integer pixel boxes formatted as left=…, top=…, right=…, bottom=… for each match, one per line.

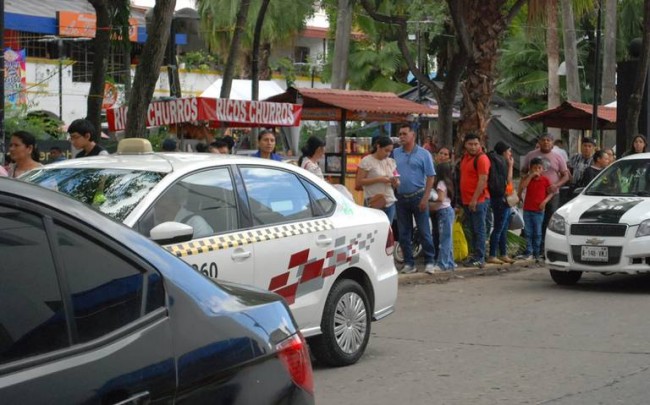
left=397, top=259, right=541, bottom=286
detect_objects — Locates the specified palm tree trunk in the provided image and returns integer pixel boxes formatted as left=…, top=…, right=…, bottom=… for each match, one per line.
left=220, top=0, right=252, bottom=98
left=126, top=0, right=176, bottom=138
left=601, top=0, right=617, bottom=103
left=547, top=0, right=561, bottom=140
left=560, top=0, right=582, bottom=153
left=252, top=0, right=271, bottom=101
left=331, top=0, right=355, bottom=89
left=625, top=0, right=650, bottom=139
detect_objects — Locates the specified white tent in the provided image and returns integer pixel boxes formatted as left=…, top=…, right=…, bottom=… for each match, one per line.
left=200, top=79, right=285, bottom=100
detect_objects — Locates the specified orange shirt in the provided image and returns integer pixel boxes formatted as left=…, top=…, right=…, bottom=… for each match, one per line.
left=459, top=153, right=491, bottom=205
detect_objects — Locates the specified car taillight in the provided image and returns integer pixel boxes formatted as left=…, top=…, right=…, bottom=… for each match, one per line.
left=385, top=226, right=395, bottom=256
left=277, top=332, right=314, bottom=395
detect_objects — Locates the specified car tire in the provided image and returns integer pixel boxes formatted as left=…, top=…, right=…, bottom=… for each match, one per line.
left=310, top=279, right=371, bottom=367
left=549, top=269, right=583, bottom=285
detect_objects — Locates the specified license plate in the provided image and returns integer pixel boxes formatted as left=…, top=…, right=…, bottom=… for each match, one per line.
left=581, top=246, right=608, bottom=262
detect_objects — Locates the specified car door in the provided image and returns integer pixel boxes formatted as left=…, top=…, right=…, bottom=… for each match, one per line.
left=137, top=167, right=256, bottom=286
left=238, top=165, right=337, bottom=330
left=0, top=199, right=175, bottom=404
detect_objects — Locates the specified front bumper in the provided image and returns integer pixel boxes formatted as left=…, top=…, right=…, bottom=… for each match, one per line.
left=545, top=225, right=650, bottom=274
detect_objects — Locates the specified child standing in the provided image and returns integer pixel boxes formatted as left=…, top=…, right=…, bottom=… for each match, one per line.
left=427, top=162, right=456, bottom=273
left=518, top=157, right=554, bottom=261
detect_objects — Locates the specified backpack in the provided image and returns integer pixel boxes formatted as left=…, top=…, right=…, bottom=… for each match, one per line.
left=453, top=152, right=505, bottom=207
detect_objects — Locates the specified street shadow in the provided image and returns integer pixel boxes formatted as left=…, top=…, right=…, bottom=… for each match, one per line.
left=545, top=272, right=650, bottom=295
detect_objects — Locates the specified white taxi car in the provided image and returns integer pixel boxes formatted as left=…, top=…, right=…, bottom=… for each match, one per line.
left=545, top=153, right=650, bottom=285
left=25, top=139, right=398, bottom=366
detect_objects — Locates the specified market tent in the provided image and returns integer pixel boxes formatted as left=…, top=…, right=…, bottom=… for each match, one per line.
left=520, top=101, right=617, bottom=130
left=266, top=87, right=437, bottom=182
left=201, top=79, right=285, bottom=100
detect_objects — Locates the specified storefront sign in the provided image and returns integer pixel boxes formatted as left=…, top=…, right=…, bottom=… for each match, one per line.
left=58, top=11, right=138, bottom=42
left=105, top=97, right=302, bottom=131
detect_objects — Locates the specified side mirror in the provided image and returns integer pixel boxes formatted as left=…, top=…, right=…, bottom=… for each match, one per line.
left=573, top=187, right=584, bottom=196
left=150, top=221, right=194, bottom=245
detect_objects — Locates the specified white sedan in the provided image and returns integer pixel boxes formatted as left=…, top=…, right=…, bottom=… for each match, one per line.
left=545, top=153, right=650, bottom=285
left=25, top=139, right=398, bottom=366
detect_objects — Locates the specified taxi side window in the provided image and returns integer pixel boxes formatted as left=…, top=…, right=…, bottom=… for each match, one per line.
left=139, top=168, right=239, bottom=237
left=0, top=206, right=69, bottom=365
left=240, top=167, right=312, bottom=226
left=302, top=180, right=335, bottom=215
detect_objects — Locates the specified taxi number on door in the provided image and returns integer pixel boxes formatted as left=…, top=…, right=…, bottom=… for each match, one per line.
left=192, top=262, right=219, bottom=278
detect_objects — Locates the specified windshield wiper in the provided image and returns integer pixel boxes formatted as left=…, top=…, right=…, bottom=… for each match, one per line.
left=584, top=190, right=611, bottom=196
left=632, top=191, right=650, bottom=197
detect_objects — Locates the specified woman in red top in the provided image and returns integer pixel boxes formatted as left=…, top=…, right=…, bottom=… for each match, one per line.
left=517, top=157, right=554, bottom=261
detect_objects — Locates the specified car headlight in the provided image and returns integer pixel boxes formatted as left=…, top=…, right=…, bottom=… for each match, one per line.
left=636, top=219, right=650, bottom=237
left=547, top=213, right=566, bottom=235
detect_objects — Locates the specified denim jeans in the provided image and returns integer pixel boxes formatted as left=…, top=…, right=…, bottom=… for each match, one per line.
left=430, top=210, right=440, bottom=262
left=436, top=206, right=456, bottom=270
left=489, top=197, right=511, bottom=257
left=382, top=203, right=396, bottom=224
left=396, top=193, right=436, bottom=267
left=463, top=200, right=489, bottom=263
left=524, top=210, right=544, bottom=257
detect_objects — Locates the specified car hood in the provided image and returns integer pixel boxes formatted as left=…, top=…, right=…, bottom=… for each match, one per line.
left=558, top=195, right=650, bottom=225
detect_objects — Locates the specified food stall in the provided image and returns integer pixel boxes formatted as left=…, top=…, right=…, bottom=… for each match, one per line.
left=265, top=87, right=437, bottom=203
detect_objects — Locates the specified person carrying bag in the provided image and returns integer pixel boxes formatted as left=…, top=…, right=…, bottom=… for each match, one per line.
left=355, top=136, right=399, bottom=222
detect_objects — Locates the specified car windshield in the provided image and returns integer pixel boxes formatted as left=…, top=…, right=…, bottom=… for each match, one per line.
left=24, top=168, right=165, bottom=221
left=585, top=158, right=650, bottom=197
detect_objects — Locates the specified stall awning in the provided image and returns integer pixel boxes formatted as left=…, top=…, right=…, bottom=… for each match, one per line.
left=520, top=101, right=616, bottom=130
left=265, top=87, right=437, bottom=122
left=105, top=97, right=302, bottom=132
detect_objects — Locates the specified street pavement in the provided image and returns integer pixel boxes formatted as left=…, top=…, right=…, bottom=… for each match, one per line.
left=314, top=265, right=650, bottom=404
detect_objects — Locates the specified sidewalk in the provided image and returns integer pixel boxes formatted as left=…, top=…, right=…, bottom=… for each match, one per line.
left=397, top=258, right=540, bottom=286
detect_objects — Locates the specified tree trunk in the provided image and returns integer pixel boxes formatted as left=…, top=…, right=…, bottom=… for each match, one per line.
left=126, top=0, right=176, bottom=138
left=601, top=0, right=617, bottom=104
left=625, top=0, right=650, bottom=139
left=547, top=0, right=561, bottom=140
left=560, top=0, right=581, bottom=153
left=220, top=0, right=251, bottom=98
left=87, top=0, right=112, bottom=133
left=252, top=0, right=271, bottom=101
left=331, top=0, right=354, bottom=89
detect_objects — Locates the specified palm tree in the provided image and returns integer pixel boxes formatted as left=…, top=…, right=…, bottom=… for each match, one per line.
left=197, top=0, right=314, bottom=81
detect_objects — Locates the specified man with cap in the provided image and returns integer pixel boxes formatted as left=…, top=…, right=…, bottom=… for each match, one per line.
left=568, top=137, right=596, bottom=186
left=521, top=133, right=571, bottom=253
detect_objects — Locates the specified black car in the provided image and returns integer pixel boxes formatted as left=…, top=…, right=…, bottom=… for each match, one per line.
left=0, top=178, right=314, bottom=404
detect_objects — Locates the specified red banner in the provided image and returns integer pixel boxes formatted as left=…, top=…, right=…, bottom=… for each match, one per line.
left=105, top=97, right=302, bottom=132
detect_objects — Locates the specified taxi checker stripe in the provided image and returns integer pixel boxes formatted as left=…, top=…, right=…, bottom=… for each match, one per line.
left=165, top=219, right=334, bottom=258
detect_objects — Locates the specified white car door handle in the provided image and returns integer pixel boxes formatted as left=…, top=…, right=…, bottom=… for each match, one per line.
left=231, top=249, right=252, bottom=261
left=316, top=235, right=333, bottom=246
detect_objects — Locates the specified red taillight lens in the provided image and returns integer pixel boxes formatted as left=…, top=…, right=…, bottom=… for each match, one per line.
left=277, top=333, right=314, bottom=395
left=385, top=225, right=395, bottom=256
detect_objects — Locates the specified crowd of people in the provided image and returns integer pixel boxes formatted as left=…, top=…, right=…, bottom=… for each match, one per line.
left=352, top=126, right=630, bottom=274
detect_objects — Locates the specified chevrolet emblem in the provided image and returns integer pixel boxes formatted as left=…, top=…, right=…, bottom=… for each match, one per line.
left=585, top=238, right=605, bottom=245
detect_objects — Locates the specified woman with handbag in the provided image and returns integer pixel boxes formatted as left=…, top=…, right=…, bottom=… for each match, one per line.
left=355, top=136, right=399, bottom=222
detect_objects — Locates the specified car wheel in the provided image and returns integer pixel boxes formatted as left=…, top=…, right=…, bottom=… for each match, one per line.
left=549, top=269, right=583, bottom=285
left=310, top=279, right=371, bottom=367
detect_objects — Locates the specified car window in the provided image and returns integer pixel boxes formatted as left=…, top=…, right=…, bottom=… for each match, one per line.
left=0, top=206, right=69, bottom=365
left=586, top=159, right=650, bottom=196
left=302, top=180, right=335, bottom=215
left=54, top=223, right=158, bottom=343
left=139, top=168, right=239, bottom=238
left=241, top=167, right=312, bottom=226
left=23, top=168, right=165, bottom=222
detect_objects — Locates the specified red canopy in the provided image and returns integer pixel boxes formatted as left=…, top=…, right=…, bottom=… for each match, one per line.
left=106, top=97, right=302, bottom=132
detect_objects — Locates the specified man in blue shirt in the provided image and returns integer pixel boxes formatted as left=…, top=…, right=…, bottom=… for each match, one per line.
left=393, top=123, right=436, bottom=274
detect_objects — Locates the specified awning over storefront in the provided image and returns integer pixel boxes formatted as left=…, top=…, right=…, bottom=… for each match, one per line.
left=105, top=97, right=302, bottom=131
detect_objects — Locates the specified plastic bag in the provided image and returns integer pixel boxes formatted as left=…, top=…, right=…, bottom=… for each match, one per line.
left=453, top=219, right=469, bottom=262
left=509, top=206, right=524, bottom=230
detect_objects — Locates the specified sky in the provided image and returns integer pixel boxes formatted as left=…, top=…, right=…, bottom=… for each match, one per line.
left=132, top=0, right=196, bottom=10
